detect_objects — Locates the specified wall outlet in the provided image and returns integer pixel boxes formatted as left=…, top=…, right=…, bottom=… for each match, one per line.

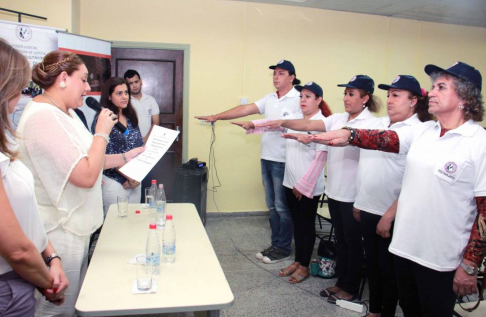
left=240, top=97, right=248, bottom=105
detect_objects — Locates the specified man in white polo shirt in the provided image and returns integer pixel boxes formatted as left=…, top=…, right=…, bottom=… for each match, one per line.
left=195, top=60, right=302, bottom=263
left=124, top=69, right=160, bottom=142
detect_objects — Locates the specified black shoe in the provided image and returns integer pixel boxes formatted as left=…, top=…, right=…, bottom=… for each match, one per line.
left=255, top=246, right=274, bottom=260
left=262, top=249, right=290, bottom=264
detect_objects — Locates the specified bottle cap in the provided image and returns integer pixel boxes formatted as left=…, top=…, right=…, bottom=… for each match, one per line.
left=151, top=179, right=156, bottom=184
left=149, top=223, right=157, bottom=229
left=158, top=184, right=164, bottom=189
left=166, top=214, right=173, bottom=220
left=135, top=210, right=140, bottom=214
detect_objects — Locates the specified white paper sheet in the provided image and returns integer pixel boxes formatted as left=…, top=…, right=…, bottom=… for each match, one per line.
left=119, top=126, right=179, bottom=182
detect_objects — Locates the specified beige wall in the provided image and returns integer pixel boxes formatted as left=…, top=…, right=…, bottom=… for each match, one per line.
left=2, top=0, right=486, bottom=213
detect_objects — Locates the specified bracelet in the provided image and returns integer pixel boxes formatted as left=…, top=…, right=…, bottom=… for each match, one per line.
left=122, top=152, right=127, bottom=164
left=44, top=253, right=61, bottom=266
left=342, top=126, right=356, bottom=143
left=93, top=133, right=110, bottom=144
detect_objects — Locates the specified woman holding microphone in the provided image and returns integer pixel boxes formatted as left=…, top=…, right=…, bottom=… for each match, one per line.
left=260, top=75, right=380, bottom=302
left=233, top=82, right=331, bottom=283
left=16, top=51, right=143, bottom=316
left=308, top=62, right=485, bottom=315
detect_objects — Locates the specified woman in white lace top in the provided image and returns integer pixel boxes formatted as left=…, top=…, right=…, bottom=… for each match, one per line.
left=16, top=51, right=143, bottom=317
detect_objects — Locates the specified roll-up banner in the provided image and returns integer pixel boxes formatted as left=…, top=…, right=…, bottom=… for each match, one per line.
left=0, top=20, right=60, bottom=128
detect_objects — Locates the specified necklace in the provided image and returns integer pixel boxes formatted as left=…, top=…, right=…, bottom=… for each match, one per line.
left=43, top=93, right=68, bottom=115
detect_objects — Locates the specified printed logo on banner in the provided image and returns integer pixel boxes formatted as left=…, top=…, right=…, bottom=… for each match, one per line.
left=16, top=25, right=32, bottom=42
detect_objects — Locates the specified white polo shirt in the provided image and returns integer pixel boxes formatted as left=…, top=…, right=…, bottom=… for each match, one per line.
left=255, top=87, right=301, bottom=163
left=0, top=136, right=48, bottom=275
left=130, top=92, right=160, bottom=137
left=321, top=108, right=376, bottom=202
left=390, top=120, right=486, bottom=271
left=354, top=114, right=421, bottom=215
left=283, top=112, right=327, bottom=197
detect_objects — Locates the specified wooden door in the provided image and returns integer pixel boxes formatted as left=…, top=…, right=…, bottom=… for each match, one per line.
left=111, top=48, right=184, bottom=202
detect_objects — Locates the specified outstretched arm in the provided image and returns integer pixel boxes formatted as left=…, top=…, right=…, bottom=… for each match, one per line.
left=195, top=104, right=260, bottom=122
left=310, top=128, right=400, bottom=153
left=255, top=119, right=325, bottom=132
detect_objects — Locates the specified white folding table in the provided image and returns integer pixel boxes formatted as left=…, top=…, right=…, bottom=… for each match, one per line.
left=75, top=203, right=234, bottom=316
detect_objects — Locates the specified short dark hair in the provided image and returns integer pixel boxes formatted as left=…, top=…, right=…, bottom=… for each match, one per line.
left=99, top=77, right=139, bottom=127
left=288, top=70, right=301, bottom=85
left=123, top=69, right=140, bottom=80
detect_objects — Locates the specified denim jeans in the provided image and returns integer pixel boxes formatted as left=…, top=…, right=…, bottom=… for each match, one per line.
left=261, top=159, right=292, bottom=254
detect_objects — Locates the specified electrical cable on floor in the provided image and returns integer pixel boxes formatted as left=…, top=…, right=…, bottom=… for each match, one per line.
left=207, top=123, right=221, bottom=212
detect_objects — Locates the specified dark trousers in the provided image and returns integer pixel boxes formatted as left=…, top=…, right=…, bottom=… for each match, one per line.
left=285, top=188, right=320, bottom=267
left=361, top=211, right=398, bottom=316
left=394, top=255, right=456, bottom=317
left=328, top=198, right=363, bottom=295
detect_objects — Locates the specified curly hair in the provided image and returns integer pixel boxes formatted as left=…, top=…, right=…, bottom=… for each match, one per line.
left=430, top=71, right=484, bottom=122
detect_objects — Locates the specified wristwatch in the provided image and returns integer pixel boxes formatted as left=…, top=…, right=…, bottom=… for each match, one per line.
left=44, top=253, right=61, bottom=266
left=460, top=261, right=479, bottom=275
left=341, top=126, right=356, bottom=143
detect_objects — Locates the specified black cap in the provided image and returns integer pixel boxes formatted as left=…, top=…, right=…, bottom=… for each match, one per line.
left=424, top=61, right=482, bottom=91
left=378, top=75, right=422, bottom=96
left=269, top=60, right=295, bottom=73
left=337, top=75, right=374, bottom=94
left=295, top=81, right=323, bottom=97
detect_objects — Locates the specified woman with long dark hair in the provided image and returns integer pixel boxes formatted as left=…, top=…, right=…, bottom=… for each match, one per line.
left=91, top=77, right=144, bottom=216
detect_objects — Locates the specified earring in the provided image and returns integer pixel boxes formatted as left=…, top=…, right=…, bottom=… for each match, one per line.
left=362, top=103, right=366, bottom=108
left=459, top=103, right=464, bottom=110
left=410, top=104, right=414, bottom=108
left=60, top=81, right=66, bottom=89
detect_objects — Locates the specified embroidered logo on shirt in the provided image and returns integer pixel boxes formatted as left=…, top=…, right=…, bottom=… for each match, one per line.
left=282, top=111, right=290, bottom=117
left=148, top=109, right=152, bottom=115
left=444, top=161, right=457, bottom=174
left=393, top=75, right=400, bottom=83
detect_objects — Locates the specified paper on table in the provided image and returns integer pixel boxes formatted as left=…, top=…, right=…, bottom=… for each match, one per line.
left=120, top=126, right=179, bottom=182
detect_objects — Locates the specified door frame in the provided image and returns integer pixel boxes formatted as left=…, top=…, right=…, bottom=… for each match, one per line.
left=111, top=41, right=191, bottom=162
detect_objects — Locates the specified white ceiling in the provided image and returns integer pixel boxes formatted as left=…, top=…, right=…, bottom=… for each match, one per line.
left=233, top=0, right=486, bottom=28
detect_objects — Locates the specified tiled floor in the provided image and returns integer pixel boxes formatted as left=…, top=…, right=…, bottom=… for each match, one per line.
left=204, top=214, right=371, bottom=317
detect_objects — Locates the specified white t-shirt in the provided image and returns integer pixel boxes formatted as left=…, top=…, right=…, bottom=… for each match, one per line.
left=130, top=92, right=160, bottom=137
left=390, top=120, right=486, bottom=271
left=283, top=112, right=327, bottom=197
left=0, top=135, right=48, bottom=275
left=354, top=114, right=421, bottom=215
left=321, top=108, right=376, bottom=202
left=255, top=88, right=301, bottom=162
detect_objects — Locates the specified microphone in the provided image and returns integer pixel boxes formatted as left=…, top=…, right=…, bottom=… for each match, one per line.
left=85, top=97, right=128, bottom=135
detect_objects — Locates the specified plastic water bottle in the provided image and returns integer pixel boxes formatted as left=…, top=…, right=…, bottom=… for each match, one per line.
left=146, top=223, right=161, bottom=275
left=155, top=184, right=166, bottom=230
left=148, top=179, right=157, bottom=209
left=162, top=214, right=176, bottom=264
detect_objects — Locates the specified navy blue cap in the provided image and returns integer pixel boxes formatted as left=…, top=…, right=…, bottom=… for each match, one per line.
left=424, top=61, right=482, bottom=91
left=295, top=82, right=323, bottom=97
left=337, top=75, right=375, bottom=94
left=269, top=60, right=295, bottom=73
left=378, top=75, right=422, bottom=96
